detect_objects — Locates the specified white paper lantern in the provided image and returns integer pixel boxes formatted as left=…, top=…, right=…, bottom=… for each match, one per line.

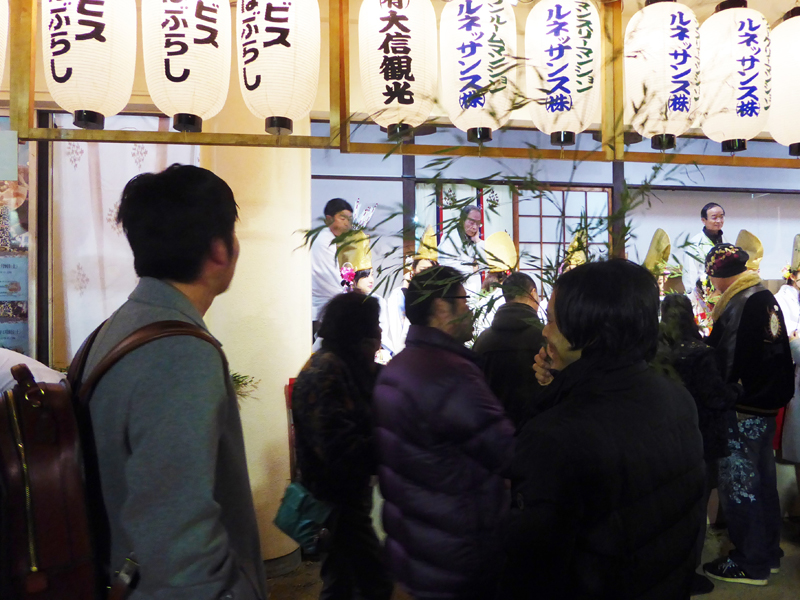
left=141, top=0, right=232, bottom=133
left=768, top=8, right=800, bottom=155
left=0, top=0, right=8, bottom=87
left=358, top=0, right=437, bottom=137
left=236, top=0, right=320, bottom=135
left=440, top=0, right=517, bottom=143
left=42, top=0, right=137, bottom=130
left=624, top=0, right=700, bottom=150
left=526, top=0, right=601, bottom=146
left=699, top=2, right=770, bottom=153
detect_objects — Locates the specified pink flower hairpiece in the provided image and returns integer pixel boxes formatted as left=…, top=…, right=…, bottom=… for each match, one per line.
left=340, top=263, right=355, bottom=284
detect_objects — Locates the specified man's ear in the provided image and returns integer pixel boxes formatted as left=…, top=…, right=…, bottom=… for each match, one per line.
left=208, top=238, right=230, bottom=267
left=324, top=214, right=334, bottom=226
left=430, top=297, right=451, bottom=323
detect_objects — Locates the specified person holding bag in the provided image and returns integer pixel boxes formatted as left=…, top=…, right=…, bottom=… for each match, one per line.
left=291, top=293, right=393, bottom=600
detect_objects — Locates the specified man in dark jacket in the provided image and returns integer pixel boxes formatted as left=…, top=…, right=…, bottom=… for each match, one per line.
left=473, top=272, right=544, bottom=430
left=702, top=244, right=794, bottom=586
left=374, top=266, right=515, bottom=600
left=500, top=260, right=705, bottom=600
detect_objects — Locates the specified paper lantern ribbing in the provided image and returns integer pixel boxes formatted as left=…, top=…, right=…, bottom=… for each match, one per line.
left=699, top=1, right=771, bottom=153
left=358, top=0, right=437, bottom=139
left=142, top=0, right=231, bottom=133
left=42, top=0, right=137, bottom=130
left=440, top=0, right=517, bottom=144
left=526, top=0, right=601, bottom=147
left=0, top=0, right=7, bottom=87
left=236, top=0, right=320, bottom=135
left=624, top=0, right=700, bottom=150
left=768, top=8, right=800, bottom=156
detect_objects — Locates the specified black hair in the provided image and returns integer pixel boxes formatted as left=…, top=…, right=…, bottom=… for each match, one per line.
left=502, top=272, right=536, bottom=303
left=411, top=258, right=438, bottom=272
left=553, top=259, right=659, bottom=362
left=354, top=269, right=371, bottom=285
left=117, top=164, right=238, bottom=283
left=659, top=294, right=701, bottom=347
left=324, top=198, right=354, bottom=218
left=318, top=293, right=380, bottom=357
left=405, top=266, right=466, bottom=326
left=701, top=202, right=724, bottom=219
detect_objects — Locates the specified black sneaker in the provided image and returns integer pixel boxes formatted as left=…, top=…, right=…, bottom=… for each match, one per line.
left=703, top=557, right=768, bottom=586
left=690, top=573, right=715, bottom=595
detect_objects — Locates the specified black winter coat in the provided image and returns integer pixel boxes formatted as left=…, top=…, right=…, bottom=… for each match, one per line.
left=374, top=325, right=515, bottom=599
left=665, top=339, right=741, bottom=460
left=498, top=358, right=706, bottom=600
left=707, top=284, right=794, bottom=414
left=473, top=302, right=544, bottom=431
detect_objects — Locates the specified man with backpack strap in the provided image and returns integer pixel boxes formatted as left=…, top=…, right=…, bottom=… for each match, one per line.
left=80, top=165, right=267, bottom=600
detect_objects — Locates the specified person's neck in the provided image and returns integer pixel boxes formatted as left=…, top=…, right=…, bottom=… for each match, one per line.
left=166, top=280, right=216, bottom=316
left=510, top=297, right=539, bottom=312
left=703, top=227, right=723, bottom=243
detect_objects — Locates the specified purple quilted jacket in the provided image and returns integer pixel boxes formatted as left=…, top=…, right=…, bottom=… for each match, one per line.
left=374, top=325, right=515, bottom=599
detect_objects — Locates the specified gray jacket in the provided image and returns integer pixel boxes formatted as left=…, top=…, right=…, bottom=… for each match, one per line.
left=84, top=278, right=267, bottom=600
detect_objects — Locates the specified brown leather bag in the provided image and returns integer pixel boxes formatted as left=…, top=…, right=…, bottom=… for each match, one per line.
left=0, top=321, right=224, bottom=600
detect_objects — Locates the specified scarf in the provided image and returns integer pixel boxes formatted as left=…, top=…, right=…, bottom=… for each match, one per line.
left=703, top=227, right=724, bottom=246
left=711, top=271, right=762, bottom=322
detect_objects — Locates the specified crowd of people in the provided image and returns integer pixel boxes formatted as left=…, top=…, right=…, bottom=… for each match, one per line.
left=4, top=167, right=798, bottom=600
left=299, top=196, right=800, bottom=599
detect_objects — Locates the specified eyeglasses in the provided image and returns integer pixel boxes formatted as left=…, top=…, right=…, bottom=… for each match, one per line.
left=444, top=295, right=469, bottom=300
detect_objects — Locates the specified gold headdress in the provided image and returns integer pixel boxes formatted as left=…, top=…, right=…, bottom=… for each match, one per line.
left=735, top=229, right=763, bottom=272
left=485, top=231, right=518, bottom=273
left=564, top=230, right=588, bottom=269
left=643, top=228, right=671, bottom=276
left=337, top=229, right=372, bottom=273
left=414, top=226, right=438, bottom=262
left=792, top=234, right=800, bottom=273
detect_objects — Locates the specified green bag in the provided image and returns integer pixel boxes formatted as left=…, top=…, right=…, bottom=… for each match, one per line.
left=273, top=482, right=333, bottom=554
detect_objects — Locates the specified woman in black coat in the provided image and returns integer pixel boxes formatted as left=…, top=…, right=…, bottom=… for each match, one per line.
left=659, top=293, right=742, bottom=595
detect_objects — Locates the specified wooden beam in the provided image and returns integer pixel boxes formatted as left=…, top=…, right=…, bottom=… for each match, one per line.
left=8, top=0, right=37, bottom=135
left=601, top=0, right=624, bottom=162
left=347, top=142, right=610, bottom=162
left=328, top=0, right=351, bottom=152
left=23, top=128, right=335, bottom=148
left=624, top=151, right=800, bottom=170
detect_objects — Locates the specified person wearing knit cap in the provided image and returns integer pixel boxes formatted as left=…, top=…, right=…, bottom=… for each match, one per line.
left=702, top=244, right=795, bottom=587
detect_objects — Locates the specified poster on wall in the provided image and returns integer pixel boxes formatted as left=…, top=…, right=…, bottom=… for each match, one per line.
left=0, top=117, right=31, bottom=357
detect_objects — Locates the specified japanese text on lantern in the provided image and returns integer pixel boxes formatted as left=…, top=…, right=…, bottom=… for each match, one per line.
left=162, top=1, right=221, bottom=84
left=544, top=3, right=572, bottom=113
left=575, top=2, right=593, bottom=96
left=48, top=0, right=109, bottom=84
left=486, top=0, right=509, bottom=95
left=667, top=11, right=693, bottom=114
left=735, top=17, right=763, bottom=118
left=379, top=0, right=415, bottom=106
left=456, top=0, right=486, bottom=110
left=240, top=0, right=292, bottom=92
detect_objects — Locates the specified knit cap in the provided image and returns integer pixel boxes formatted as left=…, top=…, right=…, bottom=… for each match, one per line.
left=705, top=243, right=750, bottom=278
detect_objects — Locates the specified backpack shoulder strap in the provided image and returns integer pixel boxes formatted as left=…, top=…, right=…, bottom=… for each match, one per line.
left=77, top=320, right=227, bottom=405
left=67, top=320, right=107, bottom=393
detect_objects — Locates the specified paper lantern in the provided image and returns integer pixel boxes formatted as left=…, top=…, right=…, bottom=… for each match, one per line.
left=236, top=0, right=320, bottom=135
left=358, top=0, right=437, bottom=138
left=440, top=0, right=517, bottom=144
left=0, top=0, right=7, bottom=87
left=42, top=0, right=137, bottom=130
left=526, top=0, right=601, bottom=146
left=699, top=0, right=770, bottom=153
left=141, top=0, right=232, bottom=133
left=769, top=8, right=800, bottom=156
left=624, top=0, right=700, bottom=150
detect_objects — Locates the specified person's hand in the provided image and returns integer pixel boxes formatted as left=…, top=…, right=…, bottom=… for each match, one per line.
left=533, top=347, right=554, bottom=386
left=791, top=329, right=799, bottom=341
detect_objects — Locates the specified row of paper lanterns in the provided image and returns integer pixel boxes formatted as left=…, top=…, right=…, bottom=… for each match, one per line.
left=0, top=1, right=798, bottom=154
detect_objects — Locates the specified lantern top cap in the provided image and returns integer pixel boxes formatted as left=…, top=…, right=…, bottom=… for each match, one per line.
left=644, top=0, right=676, bottom=6
left=715, top=0, right=747, bottom=13
left=784, top=7, right=800, bottom=21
